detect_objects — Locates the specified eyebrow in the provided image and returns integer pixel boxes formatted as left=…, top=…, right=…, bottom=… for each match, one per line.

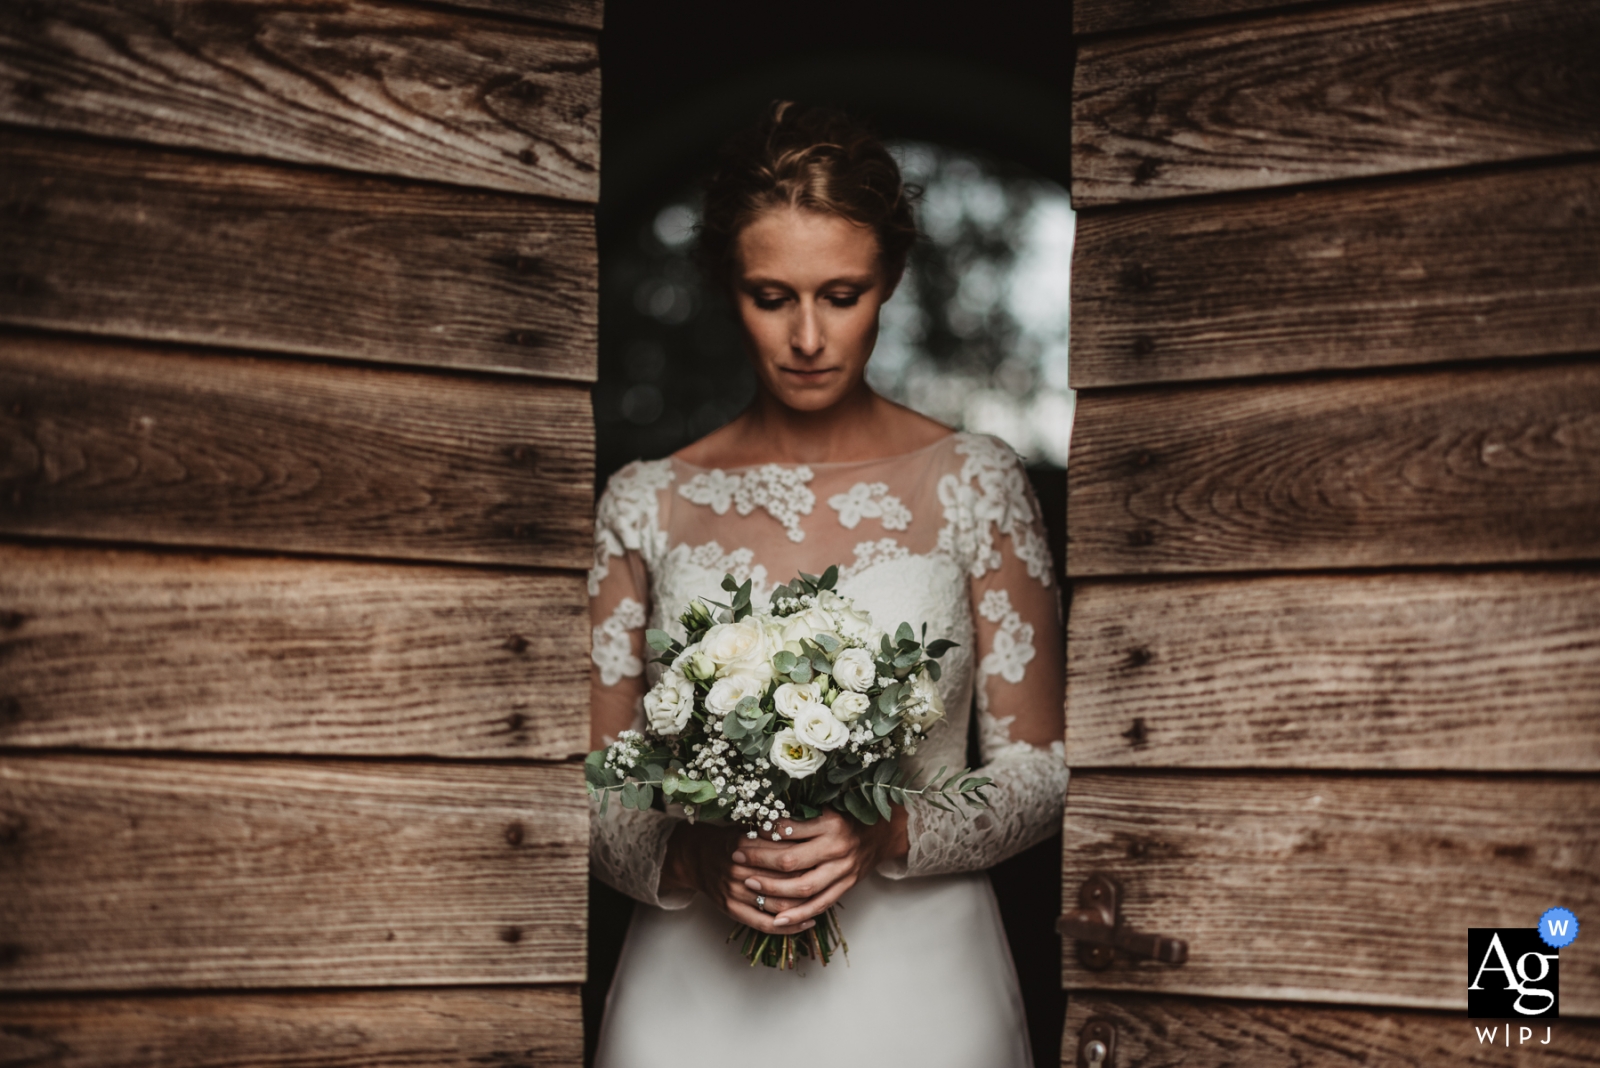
left=740, top=274, right=877, bottom=289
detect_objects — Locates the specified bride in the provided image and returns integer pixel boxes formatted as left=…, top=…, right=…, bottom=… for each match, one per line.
left=588, top=101, right=1067, bottom=1068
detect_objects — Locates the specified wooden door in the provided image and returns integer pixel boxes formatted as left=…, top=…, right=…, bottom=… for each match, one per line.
left=0, top=0, right=599, bottom=1061
left=1061, top=0, right=1600, bottom=1062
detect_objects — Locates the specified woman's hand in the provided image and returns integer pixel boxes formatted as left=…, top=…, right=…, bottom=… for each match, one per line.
left=659, top=820, right=818, bottom=936
left=731, top=807, right=909, bottom=927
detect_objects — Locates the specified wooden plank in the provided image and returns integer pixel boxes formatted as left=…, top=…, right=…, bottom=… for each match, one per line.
left=0, top=0, right=600, bottom=202
left=0, top=755, right=587, bottom=989
left=1069, top=161, right=1600, bottom=387
left=1073, top=0, right=1600, bottom=205
left=0, top=987, right=583, bottom=1067
left=1059, top=772, right=1600, bottom=1010
left=0, top=544, right=588, bottom=759
left=1063, top=994, right=1600, bottom=1066
left=0, top=128, right=596, bottom=381
left=1076, top=0, right=1321, bottom=36
left=1067, top=569, right=1600, bottom=770
left=1065, top=362, right=1600, bottom=576
left=0, top=334, right=594, bottom=569
left=429, top=0, right=602, bottom=32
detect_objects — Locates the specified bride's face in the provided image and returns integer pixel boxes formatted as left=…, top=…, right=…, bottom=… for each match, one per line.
left=732, top=206, right=891, bottom=413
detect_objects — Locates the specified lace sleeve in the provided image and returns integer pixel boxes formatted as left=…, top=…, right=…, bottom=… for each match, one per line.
left=589, top=462, right=693, bottom=909
left=890, top=437, right=1068, bottom=878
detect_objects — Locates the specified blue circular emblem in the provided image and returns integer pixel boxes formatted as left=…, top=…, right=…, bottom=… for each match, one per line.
left=1539, top=907, right=1579, bottom=949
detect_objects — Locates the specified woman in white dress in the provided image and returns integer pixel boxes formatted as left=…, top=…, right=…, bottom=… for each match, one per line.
left=588, top=102, right=1068, bottom=1068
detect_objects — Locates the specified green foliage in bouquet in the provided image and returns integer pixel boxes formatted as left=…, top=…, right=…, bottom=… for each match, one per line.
left=586, top=565, right=991, bottom=970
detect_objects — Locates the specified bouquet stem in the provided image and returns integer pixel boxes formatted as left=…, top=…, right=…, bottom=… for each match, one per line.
left=729, top=907, right=847, bottom=969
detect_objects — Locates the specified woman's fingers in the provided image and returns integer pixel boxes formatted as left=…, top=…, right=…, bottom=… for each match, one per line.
left=726, top=879, right=802, bottom=916
left=724, top=896, right=816, bottom=936
left=740, top=857, right=853, bottom=902
left=734, top=836, right=848, bottom=874
left=772, top=871, right=858, bottom=926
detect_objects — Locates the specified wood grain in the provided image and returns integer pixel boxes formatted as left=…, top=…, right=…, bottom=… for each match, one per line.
left=1076, top=0, right=1320, bottom=36
left=1069, top=161, right=1600, bottom=388
left=1065, top=362, right=1600, bottom=576
left=0, top=987, right=583, bottom=1067
left=1067, top=569, right=1600, bottom=770
left=1059, top=772, right=1600, bottom=1010
left=0, top=755, right=587, bottom=990
left=0, top=129, right=597, bottom=380
left=0, top=0, right=599, bottom=202
left=1073, top=0, right=1600, bottom=205
left=1063, top=993, right=1600, bottom=1066
left=0, top=544, right=588, bottom=759
left=0, top=334, right=594, bottom=568
left=428, top=0, right=602, bottom=32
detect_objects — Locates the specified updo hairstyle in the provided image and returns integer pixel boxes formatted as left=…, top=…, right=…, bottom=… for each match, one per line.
left=695, top=101, right=919, bottom=293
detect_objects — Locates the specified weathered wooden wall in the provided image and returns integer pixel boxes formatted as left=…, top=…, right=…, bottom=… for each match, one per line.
left=1063, top=0, right=1599, bottom=1063
left=0, top=0, right=599, bottom=1061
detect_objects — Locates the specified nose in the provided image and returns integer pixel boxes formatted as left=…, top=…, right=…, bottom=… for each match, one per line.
left=791, top=300, right=823, bottom=358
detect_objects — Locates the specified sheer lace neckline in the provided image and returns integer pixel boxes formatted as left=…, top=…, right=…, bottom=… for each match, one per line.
left=669, top=430, right=959, bottom=473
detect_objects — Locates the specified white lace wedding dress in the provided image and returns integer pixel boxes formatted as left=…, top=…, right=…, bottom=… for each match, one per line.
left=588, top=432, right=1069, bottom=1068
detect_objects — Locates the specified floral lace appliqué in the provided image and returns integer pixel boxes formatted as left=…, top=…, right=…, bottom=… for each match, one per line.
left=975, top=588, right=1035, bottom=714
left=678, top=465, right=815, bottom=543
left=592, top=597, right=647, bottom=686
left=839, top=538, right=913, bottom=581
left=663, top=540, right=772, bottom=604
left=828, top=482, right=912, bottom=531
left=590, top=460, right=674, bottom=596
left=936, top=436, right=1052, bottom=586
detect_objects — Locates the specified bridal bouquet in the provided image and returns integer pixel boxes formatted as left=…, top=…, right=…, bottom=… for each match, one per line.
left=586, top=566, right=990, bottom=969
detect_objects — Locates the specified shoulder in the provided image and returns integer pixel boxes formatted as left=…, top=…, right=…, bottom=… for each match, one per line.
left=936, top=434, right=1052, bottom=584
left=595, top=458, right=674, bottom=549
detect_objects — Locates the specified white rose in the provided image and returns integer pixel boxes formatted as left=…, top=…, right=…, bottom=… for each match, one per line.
left=702, top=617, right=775, bottom=683
left=781, top=605, right=837, bottom=646
left=772, top=680, right=821, bottom=718
left=830, top=690, right=870, bottom=724
left=673, top=641, right=716, bottom=682
left=907, top=671, right=946, bottom=729
left=793, top=701, right=849, bottom=751
left=832, top=647, right=876, bottom=693
left=643, top=670, right=696, bottom=735
left=770, top=727, right=826, bottom=778
left=705, top=674, right=766, bottom=717
left=819, top=590, right=878, bottom=642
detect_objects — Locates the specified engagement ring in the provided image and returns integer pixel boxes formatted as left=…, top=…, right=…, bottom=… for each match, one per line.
left=755, top=895, right=766, bottom=912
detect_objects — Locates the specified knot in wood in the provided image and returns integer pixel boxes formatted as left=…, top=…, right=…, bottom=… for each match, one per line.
left=1122, top=717, right=1149, bottom=745
left=503, top=634, right=529, bottom=654
left=504, top=821, right=525, bottom=846
left=498, top=926, right=523, bottom=944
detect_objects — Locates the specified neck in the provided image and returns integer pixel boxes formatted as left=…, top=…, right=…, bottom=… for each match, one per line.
left=734, top=379, right=888, bottom=465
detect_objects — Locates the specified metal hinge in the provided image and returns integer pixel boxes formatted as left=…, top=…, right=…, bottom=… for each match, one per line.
left=1057, top=873, right=1189, bottom=971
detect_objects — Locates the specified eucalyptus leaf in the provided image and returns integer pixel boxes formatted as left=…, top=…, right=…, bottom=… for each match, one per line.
left=773, top=650, right=798, bottom=673
left=790, top=660, right=813, bottom=683
left=819, top=564, right=838, bottom=589
left=815, top=633, right=840, bottom=654
left=872, top=783, right=892, bottom=821
left=895, top=622, right=915, bottom=645
left=925, top=638, right=958, bottom=658
left=639, top=783, right=655, bottom=808
left=620, top=781, right=638, bottom=809
left=843, top=789, right=878, bottom=826
left=646, top=629, right=675, bottom=652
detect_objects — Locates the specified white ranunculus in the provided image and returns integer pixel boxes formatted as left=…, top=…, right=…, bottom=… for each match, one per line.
left=643, top=669, right=696, bottom=735
left=793, top=701, right=849, bottom=751
left=705, top=674, right=766, bottom=717
left=831, top=690, right=870, bottom=724
left=907, top=670, right=946, bottom=730
left=702, top=617, right=775, bottom=683
left=770, top=727, right=826, bottom=778
left=772, top=680, right=821, bottom=718
left=819, top=590, right=878, bottom=642
left=781, top=605, right=837, bottom=646
left=832, top=647, right=876, bottom=693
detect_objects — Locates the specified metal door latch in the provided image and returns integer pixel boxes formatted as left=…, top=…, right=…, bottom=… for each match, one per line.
left=1076, top=1016, right=1117, bottom=1068
left=1057, top=873, right=1188, bottom=971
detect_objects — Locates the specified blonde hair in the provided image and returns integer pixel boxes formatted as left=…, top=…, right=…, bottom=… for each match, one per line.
left=696, top=101, right=919, bottom=291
